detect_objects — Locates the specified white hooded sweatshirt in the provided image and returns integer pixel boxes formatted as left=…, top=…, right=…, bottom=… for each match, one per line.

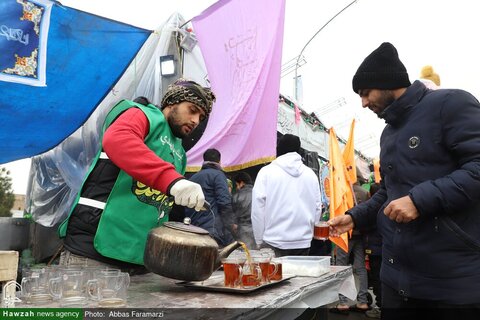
left=251, top=152, right=322, bottom=249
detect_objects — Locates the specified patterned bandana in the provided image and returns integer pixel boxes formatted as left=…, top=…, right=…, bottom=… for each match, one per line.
left=161, top=78, right=216, bottom=116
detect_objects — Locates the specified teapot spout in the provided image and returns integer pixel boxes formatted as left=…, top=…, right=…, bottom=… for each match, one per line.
left=214, top=241, right=242, bottom=270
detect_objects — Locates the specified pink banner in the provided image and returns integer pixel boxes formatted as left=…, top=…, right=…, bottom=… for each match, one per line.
left=188, top=0, right=286, bottom=171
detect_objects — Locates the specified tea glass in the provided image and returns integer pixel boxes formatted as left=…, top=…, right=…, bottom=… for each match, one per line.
left=49, top=270, right=88, bottom=307
left=252, top=252, right=278, bottom=284
left=21, top=270, right=52, bottom=305
left=259, top=248, right=276, bottom=259
left=87, top=270, right=129, bottom=307
left=241, top=262, right=262, bottom=289
left=269, top=257, right=283, bottom=281
left=313, top=221, right=330, bottom=240
left=221, top=257, right=244, bottom=288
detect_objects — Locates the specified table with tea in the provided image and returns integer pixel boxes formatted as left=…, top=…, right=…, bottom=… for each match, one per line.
left=14, top=265, right=354, bottom=320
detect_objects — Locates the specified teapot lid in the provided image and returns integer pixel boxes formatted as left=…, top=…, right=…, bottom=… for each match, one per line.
left=163, top=220, right=209, bottom=235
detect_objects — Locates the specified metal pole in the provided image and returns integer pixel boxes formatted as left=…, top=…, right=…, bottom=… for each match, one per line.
left=294, top=0, right=358, bottom=100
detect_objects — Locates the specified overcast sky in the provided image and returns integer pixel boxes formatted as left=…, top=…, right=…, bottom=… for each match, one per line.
left=5, top=0, right=480, bottom=193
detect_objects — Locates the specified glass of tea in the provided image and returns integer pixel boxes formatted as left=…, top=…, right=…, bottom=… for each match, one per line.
left=241, top=262, right=262, bottom=289
left=221, top=257, right=244, bottom=288
left=252, top=254, right=278, bottom=284
left=269, top=258, right=283, bottom=281
left=313, top=220, right=330, bottom=240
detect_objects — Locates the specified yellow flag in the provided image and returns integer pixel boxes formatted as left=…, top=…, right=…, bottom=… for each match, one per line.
left=343, top=119, right=357, bottom=184
left=328, top=127, right=354, bottom=253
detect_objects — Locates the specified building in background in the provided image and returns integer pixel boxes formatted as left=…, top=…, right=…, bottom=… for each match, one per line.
left=11, top=194, right=25, bottom=217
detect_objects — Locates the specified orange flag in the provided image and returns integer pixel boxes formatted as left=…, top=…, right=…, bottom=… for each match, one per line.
left=343, top=119, right=357, bottom=184
left=328, top=128, right=354, bottom=253
left=373, top=157, right=381, bottom=182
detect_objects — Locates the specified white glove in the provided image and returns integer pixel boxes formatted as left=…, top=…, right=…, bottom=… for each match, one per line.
left=170, top=179, right=205, bottom=211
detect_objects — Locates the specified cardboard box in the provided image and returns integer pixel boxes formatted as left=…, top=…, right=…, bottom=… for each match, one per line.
left=0, top=251, right=19, bottom=281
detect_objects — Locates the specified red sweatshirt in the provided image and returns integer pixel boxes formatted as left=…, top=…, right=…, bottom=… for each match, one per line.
left=102, top=108, right=183, bottom=194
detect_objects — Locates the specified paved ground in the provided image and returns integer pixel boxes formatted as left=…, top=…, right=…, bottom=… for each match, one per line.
left=294, top=287, right=379, bottom=319
left=326, top=303, right=373, bottom=320
left=292, top=264, right=380, bottom=320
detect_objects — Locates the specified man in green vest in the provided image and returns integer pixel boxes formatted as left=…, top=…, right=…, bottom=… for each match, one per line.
left=58, top=78, right=216, bottom=273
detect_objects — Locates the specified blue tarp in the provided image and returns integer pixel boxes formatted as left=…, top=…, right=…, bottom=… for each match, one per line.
left=0, top=0, right=150, bottom=164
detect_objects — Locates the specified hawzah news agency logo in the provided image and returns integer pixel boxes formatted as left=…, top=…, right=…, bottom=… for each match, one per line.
left=2, top=310, right=81, bottom=318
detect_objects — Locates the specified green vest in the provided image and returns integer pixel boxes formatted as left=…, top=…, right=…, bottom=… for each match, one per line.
left=59, top=100, right=186, bottom=265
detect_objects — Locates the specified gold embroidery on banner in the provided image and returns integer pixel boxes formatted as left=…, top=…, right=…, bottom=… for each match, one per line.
left=186, top=156, right=276, bottom=173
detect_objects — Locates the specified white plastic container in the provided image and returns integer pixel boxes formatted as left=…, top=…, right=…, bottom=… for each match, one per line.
left=282, top=256, right=331, bottom=277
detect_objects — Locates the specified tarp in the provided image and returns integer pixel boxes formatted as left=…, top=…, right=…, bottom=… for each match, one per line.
left=0, top=0, right=150, bottom=164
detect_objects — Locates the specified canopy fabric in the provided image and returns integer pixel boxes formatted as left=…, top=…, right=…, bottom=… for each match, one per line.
left=0, top=0, right=150, bottom=164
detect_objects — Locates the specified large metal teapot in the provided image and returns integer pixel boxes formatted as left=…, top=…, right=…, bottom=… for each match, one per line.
left=144, top=218, right=241, bottom=281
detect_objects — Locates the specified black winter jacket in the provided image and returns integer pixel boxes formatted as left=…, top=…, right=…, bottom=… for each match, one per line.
left=232, top=184, right=255, bottom=248
left=232, top=184, right=253, bottom=226
left=350, top=81, right=480, bottom=304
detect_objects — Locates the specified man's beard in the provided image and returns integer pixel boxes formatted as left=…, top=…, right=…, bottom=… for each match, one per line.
left=169, top=121, right=186, bottom=138
left=167, top=106, right=189, bottom=138
left=376, top=91, right=396, bottom=119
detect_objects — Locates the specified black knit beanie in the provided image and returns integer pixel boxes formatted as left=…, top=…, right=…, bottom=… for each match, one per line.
left=277, top=134, right=301, bottom=157
left=352, top=42, right=411, bottom=94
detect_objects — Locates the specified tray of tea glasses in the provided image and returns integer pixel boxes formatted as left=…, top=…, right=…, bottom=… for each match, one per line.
left=176, top=273, right=295, bottom=293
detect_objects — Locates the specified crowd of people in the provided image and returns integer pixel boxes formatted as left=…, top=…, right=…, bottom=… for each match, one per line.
left=56, top=41, right=480, bottom=319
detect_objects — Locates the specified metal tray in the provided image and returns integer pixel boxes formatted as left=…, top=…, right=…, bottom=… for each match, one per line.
left=176, top=273, right=295, bottom=293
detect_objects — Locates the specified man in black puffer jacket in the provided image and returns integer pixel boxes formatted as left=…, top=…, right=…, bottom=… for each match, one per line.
left=330, top=42, right=480, bottom=320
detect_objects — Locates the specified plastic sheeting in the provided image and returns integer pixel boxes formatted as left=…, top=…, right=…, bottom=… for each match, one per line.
left=26, top=13, right=207, bottom=227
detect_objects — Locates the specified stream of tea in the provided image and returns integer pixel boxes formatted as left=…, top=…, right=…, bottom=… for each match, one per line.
left=239, top=241, right=252, bottom=266
left=239, top=241, right=262, bottom=287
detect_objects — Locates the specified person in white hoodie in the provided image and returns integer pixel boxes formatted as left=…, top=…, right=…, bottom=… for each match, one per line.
left=251, top=134, right=322, bottom=257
